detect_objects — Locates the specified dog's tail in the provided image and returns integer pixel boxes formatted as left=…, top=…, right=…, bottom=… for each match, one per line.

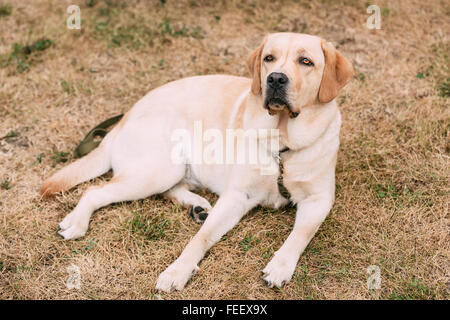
left=40, top=126, right=118, bottom=198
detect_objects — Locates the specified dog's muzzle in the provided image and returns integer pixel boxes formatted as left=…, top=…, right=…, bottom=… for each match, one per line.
left=264, top=72, right=299, bottom=118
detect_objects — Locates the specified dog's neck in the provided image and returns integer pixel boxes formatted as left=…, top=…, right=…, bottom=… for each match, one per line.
left=275, top=100, right=339, bottom=151
left=242, top=92, right=338, bottom=151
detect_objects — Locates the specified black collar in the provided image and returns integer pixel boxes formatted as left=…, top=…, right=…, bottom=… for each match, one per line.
left=279, top=146, right=290, bottom=154
left=277, top=147, right=291, bottom=200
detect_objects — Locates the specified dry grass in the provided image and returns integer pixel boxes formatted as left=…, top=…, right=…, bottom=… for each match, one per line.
left=0, top=0, right=449, bottom=300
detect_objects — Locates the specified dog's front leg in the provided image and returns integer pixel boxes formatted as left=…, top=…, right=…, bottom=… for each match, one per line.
left=156, top=189, right=258, bottom=292
left=262, top=192, right=333, bottom=287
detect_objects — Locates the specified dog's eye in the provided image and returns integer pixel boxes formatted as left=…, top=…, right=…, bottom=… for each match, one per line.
left=299, top=57, right=314, bottom=66
left=264, top=55, right=274, bottom=62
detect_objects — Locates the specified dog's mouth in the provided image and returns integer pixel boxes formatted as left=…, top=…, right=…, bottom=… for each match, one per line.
left=264, top=90, right=299, bottom=118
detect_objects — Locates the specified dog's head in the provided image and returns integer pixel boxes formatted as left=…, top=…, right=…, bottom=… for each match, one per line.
left=247, top=33, right=354, bottom=117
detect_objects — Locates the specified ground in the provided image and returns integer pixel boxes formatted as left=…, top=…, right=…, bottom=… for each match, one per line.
left=0, top=0, right=448, bottom=300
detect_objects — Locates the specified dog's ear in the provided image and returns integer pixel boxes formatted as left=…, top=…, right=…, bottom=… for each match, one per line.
left=247, top=37, right=267, bottom=95
left=318, top=41, right=354, bottom=103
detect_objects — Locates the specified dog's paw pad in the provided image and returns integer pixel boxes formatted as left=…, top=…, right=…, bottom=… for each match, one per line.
left=188, top=206, right=208, bottom=224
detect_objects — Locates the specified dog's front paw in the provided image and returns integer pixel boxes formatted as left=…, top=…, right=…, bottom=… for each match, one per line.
left=262, top=251, right=297, bottom=288
left=156, top=260, right=199, bottom=292
left=58, top=212, right=88, bottom=240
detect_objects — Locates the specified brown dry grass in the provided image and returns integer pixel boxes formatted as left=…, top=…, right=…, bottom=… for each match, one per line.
left=0, top=0, right=449, bottom=300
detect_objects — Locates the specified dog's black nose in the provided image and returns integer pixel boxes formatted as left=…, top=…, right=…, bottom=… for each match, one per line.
left=267, top=72, right=289, bottom=89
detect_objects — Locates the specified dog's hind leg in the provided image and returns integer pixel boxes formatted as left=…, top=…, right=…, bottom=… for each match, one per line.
left=164, top=183, right=212, bottom=223
left=59, top=165, right=185, bottom=240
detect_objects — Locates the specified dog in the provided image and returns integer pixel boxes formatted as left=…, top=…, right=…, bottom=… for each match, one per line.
left=41, top=32, right=354, bottom=292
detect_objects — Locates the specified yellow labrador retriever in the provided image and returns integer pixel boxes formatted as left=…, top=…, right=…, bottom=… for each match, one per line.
left=41, top=32, right=353, bottom=291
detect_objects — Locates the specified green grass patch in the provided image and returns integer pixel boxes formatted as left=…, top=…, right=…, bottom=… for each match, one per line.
left=60, top=80, right=75, bottom=95
left=369, top=180, right=435, bottom=208
left=386, top=278, right=437, bottom=299
left=128, top=210, right=171, bottom=241
left=358, top=72, right=366, bottom=82
left=374, top=183, right=399, bottom=199
left=416, top=72, right=429, bottom=79
left=1, top=177, right=12, bottom=190
left=1, top=130, right=19, bottom=139
left=0, top=3, right=12, bottom=18
left=51, top=151, right=70, bottom=164
left=159, top=20, right=204, bottom=39
left=89, top=5, right=203, bottom=49
left=438, top=78, right=450, bottom=97
left=429, top=43, right=449, bottom=97
left=85, top=238, right=96, bottom=251
left=239, top=234, right=260, bottom=252
left=92, top=13, right=154, bottom=49
left=0, top=38, right=52, bottom=73
left=86, top=0, right=98, bottom=7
